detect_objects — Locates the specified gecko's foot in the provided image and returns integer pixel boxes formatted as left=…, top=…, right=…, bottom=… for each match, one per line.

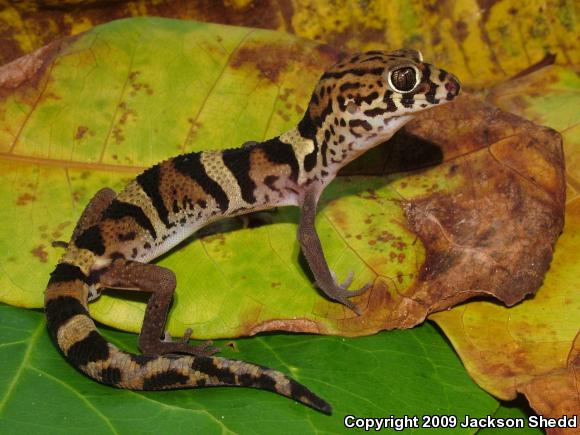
left=318, top=270, right=373, bottom=315
left=142, top=330, right=220, bottom=357
left=51, top=240, right=69, bottom=248
left=184, top=340, right=220, bottom=357
left=166, top=329, right=220, bottom=356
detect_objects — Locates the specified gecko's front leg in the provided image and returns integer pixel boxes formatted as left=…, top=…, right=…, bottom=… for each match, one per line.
left=298, top=189, right=372, bottom=315
left=97, top=259, right=219, bottom=356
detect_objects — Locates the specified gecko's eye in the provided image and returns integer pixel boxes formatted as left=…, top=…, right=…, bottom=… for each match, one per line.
left=388, top=67, right=418, bottom=93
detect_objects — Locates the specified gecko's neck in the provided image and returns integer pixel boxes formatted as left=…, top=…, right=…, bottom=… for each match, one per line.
left=276, top=111, right=415, bottom=195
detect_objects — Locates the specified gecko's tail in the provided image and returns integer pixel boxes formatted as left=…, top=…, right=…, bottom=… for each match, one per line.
left=44, top=263, right=331, bottom=414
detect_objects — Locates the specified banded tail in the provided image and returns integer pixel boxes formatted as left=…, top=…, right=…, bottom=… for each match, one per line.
left=44, top=262, right=331, bottom=414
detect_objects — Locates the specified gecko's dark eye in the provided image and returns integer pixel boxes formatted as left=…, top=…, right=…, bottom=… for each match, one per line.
left=389, top=67, right=418, bottom=93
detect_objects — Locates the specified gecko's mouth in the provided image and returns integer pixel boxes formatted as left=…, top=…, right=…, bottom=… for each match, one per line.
left=384, top=114, right=413, bottom=125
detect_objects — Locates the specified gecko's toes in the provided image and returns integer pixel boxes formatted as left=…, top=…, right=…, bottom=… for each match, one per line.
left=348, top=282, right=373, bottom=297
left=181, top=328, right=193, bottom=343
left=161, top=329, right=220, bottom=356
left=316, top=270, right=372, bottom=315
left=329, top=269, right=371, bottom=295
left=190, top=340, right=221, bottom=357
left=339, top=271, right=354, bottom=289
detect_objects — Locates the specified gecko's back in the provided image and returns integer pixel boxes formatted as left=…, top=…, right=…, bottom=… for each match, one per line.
left=72, top=137, right=302, bottom=267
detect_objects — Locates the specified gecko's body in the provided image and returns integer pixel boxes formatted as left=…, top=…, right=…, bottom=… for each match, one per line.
left=45, top=50, right=460, bottom=413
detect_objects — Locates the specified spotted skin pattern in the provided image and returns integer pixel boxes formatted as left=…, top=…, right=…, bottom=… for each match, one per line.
left=44, top=49, right=460, bottom=413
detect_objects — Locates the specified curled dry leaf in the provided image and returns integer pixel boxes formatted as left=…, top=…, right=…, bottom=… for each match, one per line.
left=400, top=94, right=565, bottom=310
left=432, top=66, right=579, bottom=433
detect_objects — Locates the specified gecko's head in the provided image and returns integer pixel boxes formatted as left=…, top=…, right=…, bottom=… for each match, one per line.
left=298, top=49, right=460, bottom=158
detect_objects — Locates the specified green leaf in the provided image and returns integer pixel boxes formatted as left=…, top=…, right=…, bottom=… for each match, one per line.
left=0, top=303, right=538, bottom=434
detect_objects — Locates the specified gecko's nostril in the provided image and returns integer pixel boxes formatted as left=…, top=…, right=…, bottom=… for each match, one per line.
left=445, top=77, right=460, bottom=96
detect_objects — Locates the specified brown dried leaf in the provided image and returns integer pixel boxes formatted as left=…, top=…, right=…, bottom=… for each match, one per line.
left=432, top=66, right=579, bottom=432
left=403, top=94, right=564, bottom=308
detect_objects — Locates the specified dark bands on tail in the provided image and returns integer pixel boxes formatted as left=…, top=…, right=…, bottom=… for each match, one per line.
left=45, top=263, right=90, bottom=342
left=44, top=263, right=331, bottom=414
left=287, top=378, right=332, bottom=414
left=45, top=295, right=88, bottom=341
left=48, top=262, right=88, bottom=285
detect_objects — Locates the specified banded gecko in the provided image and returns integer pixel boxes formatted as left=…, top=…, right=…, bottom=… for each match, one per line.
left=44, top=49, right=460, bottom=413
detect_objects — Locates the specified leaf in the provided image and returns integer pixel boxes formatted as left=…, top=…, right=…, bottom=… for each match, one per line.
left=0, top=17, right=339, bottom=309
left=0, top=303, right=542, bottom=434
left=0, top=18, right=565, bottom=340
left=432, top=66, right=580, bottom=428
left=0, top=1, right=577, bottom=87
left=486, top=66, right=580, bottom=201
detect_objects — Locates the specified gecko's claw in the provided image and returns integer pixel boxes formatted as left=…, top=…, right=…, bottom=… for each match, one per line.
left=318, top=270, right=372, bottom=315
left=159, top=329, right=221, bottom=357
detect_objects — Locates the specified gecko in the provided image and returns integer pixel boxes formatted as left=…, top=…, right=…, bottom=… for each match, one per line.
left=44, top=49, right=460, bottom=414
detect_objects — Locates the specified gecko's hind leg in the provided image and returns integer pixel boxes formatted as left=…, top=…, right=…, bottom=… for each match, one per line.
left=98, top=259, right=219, bottom=357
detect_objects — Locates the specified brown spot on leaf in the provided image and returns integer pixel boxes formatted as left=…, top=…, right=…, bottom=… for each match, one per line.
left=72, top=190, right=83, bottom=202
left=31, top=244, right=48, bottom=263
left=231, top=43, right=297, bottom=82
left=224, top=341, right=238, bottom=352
left=16, top=193, right=36, bottom=205
left=75, top=125, right=89, bottom=140
left=230, top=40, right=341, bottom=83
left=453, top=20, right=469, bottom=43
left=396, top=272, right=404, bottom=284
left=276, top=110, right=290, bottom=122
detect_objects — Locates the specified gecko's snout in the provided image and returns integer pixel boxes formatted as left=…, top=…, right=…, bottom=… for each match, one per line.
left=444, top=75, right=461, bottom=99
